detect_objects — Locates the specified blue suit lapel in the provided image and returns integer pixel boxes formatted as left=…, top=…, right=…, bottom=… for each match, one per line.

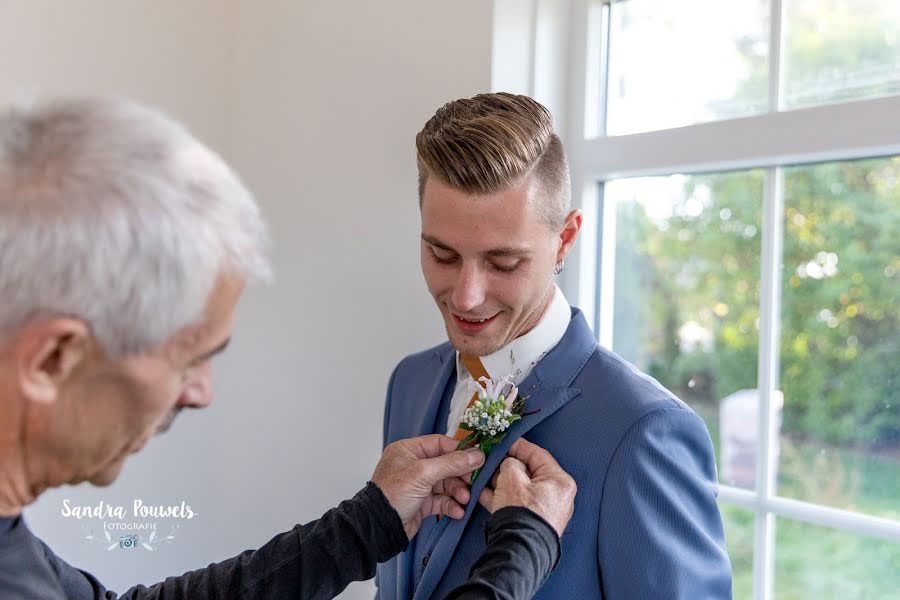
left=412, top=309, right=598, bottom=600
left=393, top=345, right=456, bottom=600
left=412, top=346, right=456, bottom=438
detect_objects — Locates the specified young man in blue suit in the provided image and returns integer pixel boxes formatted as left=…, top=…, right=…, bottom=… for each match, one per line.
left=376, top=93, right=733, bottom=599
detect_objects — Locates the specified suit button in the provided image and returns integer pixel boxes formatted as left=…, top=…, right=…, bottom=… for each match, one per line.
left=422, top=555, right=430, bottom=566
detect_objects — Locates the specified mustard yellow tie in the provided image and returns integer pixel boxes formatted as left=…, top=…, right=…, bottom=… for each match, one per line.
left=454, top=354, right=491, bottom=442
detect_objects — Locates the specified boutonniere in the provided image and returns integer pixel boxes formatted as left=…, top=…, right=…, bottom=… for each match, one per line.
left=456, top=374, right=526, bottom=482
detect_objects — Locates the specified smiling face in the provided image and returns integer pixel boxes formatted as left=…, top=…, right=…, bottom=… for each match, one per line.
left=421, top=176, right=575, bottom=357
left=15, top=274, right=244, bottom=490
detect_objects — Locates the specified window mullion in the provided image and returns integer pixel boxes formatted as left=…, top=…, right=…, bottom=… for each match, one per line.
left=769, top=0, right=785, bottom=112
left=752, top=165, right=785, bottom=600
left=597, top=1, right=611, bottom=137
left=719, top=484, right=900, bottom=543
left=596, top=182, right=616, bottom=348
left=753, top=1, right=786, bottom=595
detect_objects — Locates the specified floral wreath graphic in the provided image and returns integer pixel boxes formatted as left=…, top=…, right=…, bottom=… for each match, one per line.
left=83, top=524, right=179, bottom=551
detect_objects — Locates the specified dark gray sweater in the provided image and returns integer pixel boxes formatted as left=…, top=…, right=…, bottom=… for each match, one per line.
left=0, top=483, right=559, bottom=599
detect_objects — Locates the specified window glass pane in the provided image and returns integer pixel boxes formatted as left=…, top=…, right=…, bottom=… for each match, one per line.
left=605, top=0, right=770, bottom=136
left=775, top=518, right=900, bottom=599
left=777, top=157, right=900, bottom=519
left=607, top=171, right=763, bottom=490
left=721, top=504, right=754, bottom=599
left=782, top=0, right=900, bottom=109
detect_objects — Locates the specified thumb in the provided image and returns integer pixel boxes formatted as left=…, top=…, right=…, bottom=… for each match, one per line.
left=417, top=449, right=484, bottom=485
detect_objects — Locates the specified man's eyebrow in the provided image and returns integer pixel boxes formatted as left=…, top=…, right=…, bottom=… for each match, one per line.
left=486, top=248, right=530, bottom=258
left=422, top=234, right=530, bottom=258
left=191, top=337, right=231, bottom=365
left=421, top=234, right=455, bottom=252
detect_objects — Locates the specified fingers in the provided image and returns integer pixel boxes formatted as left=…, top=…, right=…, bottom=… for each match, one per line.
left=478, top=457, right=529, bottom=515
left=466, top=457, right=514, bottom=489
left=408, top=434, right=467, bottom=459
left=507, top=438, right=561, bottom=475
left=416, top=448, right=484, bottom=486
left=463, top=468, right=485, bottom=486
left=464, top=445, right=536, bottom=488
left=427, top=493, right=466, bottom=520
left=466, top=462, right=506, bottom=492
left=499, top=456, right=529, bottom=479
left=463, top=468, right=479, bottom=486
left=478, top=487, right=494, bottom=512
left=493, top=457, right=532, bottom=496
left=435, top=476, right=471, bottom=505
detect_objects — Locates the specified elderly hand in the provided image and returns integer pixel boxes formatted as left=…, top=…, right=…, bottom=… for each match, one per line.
left=371, top=435, right=485, bottom=539
left=477, top=438, right=576, bottom=538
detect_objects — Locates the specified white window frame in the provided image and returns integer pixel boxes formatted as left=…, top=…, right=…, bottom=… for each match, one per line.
left=492, top=1, right=900, bottom=598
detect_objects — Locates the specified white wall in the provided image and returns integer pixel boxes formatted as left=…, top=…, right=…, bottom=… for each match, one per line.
left=221, top=2, right=492, bottom=598
left=5, top=1, right=492, bottom=598
left=0, top=0, right=234, bottom=154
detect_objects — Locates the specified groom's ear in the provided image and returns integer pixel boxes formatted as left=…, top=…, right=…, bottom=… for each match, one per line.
left=556, top=209, right=582, bottom=262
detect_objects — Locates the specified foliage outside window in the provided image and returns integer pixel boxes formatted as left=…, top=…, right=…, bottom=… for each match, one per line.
left=572, top=0, right=900, bottom=597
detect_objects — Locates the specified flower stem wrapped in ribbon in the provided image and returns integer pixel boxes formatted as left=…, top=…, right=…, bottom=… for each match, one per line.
left=456, top=374, right=526, bottom=482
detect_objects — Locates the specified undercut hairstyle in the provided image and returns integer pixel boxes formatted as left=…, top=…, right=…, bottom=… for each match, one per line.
left=415, top=92, right=571, bottom=230
left=0, top=96, right=271, bottom=356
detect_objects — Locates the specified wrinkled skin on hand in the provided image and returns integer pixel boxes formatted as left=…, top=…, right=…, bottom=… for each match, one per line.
left=372, top=434, right=485, bottom=539
left=476, top=438, right=576, bottom=538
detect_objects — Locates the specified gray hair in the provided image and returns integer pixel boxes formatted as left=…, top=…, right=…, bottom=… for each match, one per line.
left=0, top=96, right=271, bottom=356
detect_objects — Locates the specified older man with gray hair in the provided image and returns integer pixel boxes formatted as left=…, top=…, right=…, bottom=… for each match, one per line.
left=0, top=97, right=575, bottom=599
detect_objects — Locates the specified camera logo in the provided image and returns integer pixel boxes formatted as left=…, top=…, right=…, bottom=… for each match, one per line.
left=119, top=535, right=139, bottom=549
left=83, top=525, right=179, bottom=551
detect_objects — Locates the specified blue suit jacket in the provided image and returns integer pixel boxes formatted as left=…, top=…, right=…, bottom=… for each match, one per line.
left=376, top=309, right=732, bottom=599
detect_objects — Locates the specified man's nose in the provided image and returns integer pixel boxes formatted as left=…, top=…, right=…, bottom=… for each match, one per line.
left=178, top=363, right=213, bottom=409
left=452, top=262, right=487, bottom=313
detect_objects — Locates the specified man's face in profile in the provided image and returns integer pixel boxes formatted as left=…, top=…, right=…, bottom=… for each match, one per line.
left=24, top=275, right=245, bottom=488
left=420, top=175, right=559, bottom=357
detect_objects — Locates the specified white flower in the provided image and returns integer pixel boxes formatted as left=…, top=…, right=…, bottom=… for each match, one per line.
left=468, top=376, right=495, bottom=400
left=468, top=374, right=518, bottom=406
left=503, top=386, right=518, bottom=409
left=459, top=372, right=526, bottom=439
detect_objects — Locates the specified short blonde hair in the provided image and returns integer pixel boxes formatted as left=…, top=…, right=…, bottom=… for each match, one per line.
left=416, top=92, right=570, bottom=230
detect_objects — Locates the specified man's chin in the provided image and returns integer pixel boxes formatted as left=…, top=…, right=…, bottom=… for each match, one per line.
left=445, top=326, right=505, bottom=357
left=87, top=460, right=126, bottom=487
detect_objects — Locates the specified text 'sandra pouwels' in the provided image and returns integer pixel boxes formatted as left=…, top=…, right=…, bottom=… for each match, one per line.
left=61, top=499, right=197, bottom=520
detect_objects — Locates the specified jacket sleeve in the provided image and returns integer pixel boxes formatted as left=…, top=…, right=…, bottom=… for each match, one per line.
left=382, top=362, right=401, bottom=449
left=42, top=483, right=408, bottom=600
left=598, top=407, right=733, bottom=599
left=374, top=363, right=403, bottom=600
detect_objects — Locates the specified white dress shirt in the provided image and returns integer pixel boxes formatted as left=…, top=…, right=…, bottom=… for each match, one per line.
left=444, top=284, right=571, bottom=436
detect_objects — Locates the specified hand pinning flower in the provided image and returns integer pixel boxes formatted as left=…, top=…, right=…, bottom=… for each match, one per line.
left=456, top=374, right=526, bottom=481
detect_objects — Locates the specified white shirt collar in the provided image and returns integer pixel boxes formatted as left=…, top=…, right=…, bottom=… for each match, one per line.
left=455, top=284, right=570, bottom=385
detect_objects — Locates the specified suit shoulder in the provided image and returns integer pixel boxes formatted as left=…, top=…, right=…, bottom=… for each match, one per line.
left=572, top=345, right=701, bottom=435
left=391, top=341, right=453, bottom=375
left=386, top=341, right=453, bottom=403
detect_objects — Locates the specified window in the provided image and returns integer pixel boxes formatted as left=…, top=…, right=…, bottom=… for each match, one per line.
left=605, top=0, right=770, bottom=135
left=494, top=0, right=900, bottom=597
left=605, top=159, right=899, bottom=598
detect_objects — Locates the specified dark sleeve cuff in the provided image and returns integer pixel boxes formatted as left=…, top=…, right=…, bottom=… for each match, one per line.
left=362, top=482, right=409, bottom=561
left=487, top=506, right=561, bottom=569
left=443, top=506, right=562, bottom=599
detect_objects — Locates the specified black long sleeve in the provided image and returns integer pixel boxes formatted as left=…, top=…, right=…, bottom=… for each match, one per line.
left=32, top=483, right=408, bottom=599
left=4, top=484, right=559, bottom=600
left=443, top=507, right=561, bottom=600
